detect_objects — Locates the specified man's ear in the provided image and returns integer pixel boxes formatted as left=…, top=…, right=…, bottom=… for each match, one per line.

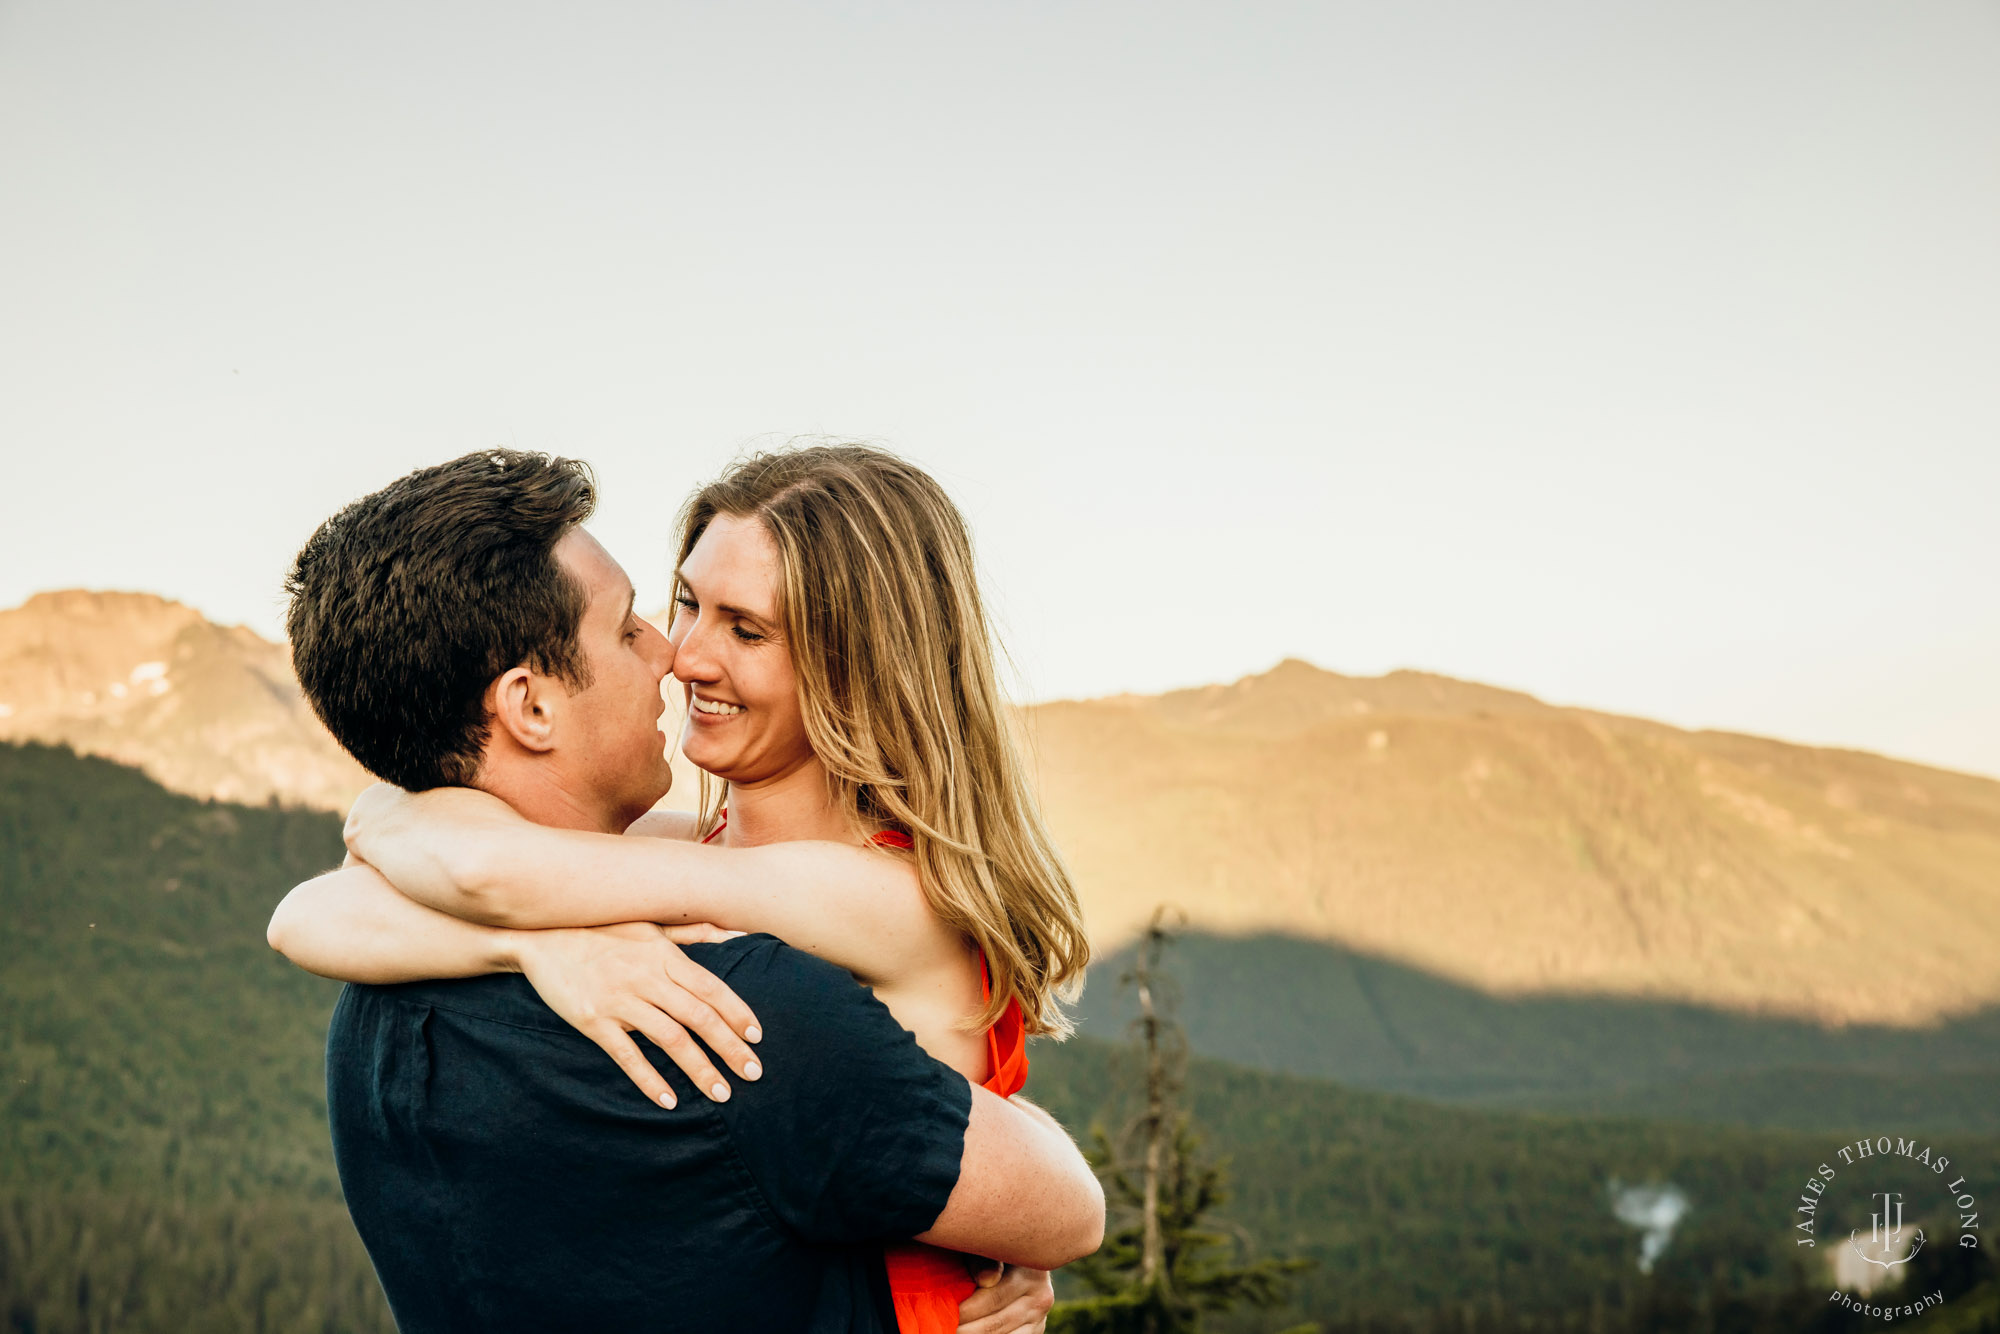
left=486, top=666, right=560, bottom=754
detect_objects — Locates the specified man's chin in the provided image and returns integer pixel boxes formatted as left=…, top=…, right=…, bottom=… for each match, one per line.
left=615, top=757, right=676, bottom=817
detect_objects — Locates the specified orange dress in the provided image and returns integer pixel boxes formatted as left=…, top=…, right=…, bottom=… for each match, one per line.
left=702, top=815, right=1030, bottom=1334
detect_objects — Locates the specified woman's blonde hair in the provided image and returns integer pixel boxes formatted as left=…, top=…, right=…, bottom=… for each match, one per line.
left=673, top=443, right=1088, bottom=1037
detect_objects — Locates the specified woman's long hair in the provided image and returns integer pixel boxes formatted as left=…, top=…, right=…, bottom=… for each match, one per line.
left=673, top=444, right=1089, bottom=1037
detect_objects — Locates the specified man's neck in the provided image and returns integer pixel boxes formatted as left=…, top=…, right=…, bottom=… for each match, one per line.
left=475, top=762, right=628, bottom=835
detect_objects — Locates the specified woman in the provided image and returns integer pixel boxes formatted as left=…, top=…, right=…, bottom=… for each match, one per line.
left=274, top=443, right=1090, bottom=1333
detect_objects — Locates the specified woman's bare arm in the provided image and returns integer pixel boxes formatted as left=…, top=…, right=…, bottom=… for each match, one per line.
left=267, top=862, right=764, bottom=1105
left=624, top=807, right=702, bottom=841
left=270, top=861, right=519, bottom=983
left=345, top=784, right=954, bottom=987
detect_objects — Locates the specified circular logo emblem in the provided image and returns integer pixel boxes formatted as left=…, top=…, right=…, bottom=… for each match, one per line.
left=1792, top=1134, right=1981, bottom=1322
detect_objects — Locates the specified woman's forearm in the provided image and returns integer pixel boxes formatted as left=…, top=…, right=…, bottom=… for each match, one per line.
left=408, top=822, right=731, bottom=931
left=267, top=862, right=524, bottom=984
left=346, top=786, right=934, bottom=987
left=346, top=784, right=727, bottom=930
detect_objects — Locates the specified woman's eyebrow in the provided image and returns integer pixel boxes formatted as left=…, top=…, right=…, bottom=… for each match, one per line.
left=673, top=570, right=771, bottom=624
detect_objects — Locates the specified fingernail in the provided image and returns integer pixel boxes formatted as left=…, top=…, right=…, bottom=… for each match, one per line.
left=743, top=1061, right=762, bottom=1080
left=659, top=1092, right=676, bottom=1109
left=710, top=1082, right=729, bottom=1101
left=746, top=1026, right=762, bottom=1043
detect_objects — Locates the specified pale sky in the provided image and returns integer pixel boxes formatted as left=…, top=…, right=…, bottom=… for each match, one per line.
left=3, top=2, right=1996, bottom=778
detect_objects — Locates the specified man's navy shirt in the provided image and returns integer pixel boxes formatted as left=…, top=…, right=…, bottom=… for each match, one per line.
left=326, top=934, right=971, bottom=1333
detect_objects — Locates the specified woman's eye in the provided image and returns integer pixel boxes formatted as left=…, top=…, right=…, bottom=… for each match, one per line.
left=732, top=626, right=764, bottom=643
left=673, top=595, right=697, bottom=612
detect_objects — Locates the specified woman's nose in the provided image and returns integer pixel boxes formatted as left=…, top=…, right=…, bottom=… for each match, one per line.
left=669, top=617, right=714, bottom=683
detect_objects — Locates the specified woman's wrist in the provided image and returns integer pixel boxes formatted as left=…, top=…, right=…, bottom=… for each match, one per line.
left=493, top=925, right=543, bottom=976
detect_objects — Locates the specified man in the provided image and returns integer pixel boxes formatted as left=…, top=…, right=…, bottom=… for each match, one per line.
left=270, top=449, right=1100, bottom=1332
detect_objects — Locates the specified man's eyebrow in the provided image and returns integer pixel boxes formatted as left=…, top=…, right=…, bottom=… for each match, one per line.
left=621, top=586, right=636, bottom=621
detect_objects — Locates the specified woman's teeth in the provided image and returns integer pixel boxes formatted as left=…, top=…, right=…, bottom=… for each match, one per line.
left=692, top=697, right=744, bottom=717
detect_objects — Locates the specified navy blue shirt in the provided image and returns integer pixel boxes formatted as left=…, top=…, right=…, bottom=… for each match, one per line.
left=326, top=934, right=971, bottom=1333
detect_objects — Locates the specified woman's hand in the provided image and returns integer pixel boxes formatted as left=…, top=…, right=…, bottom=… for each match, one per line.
left=516, top=921, right=764, bottom=1109
left=956, top=1264, right=1054, bottom=1334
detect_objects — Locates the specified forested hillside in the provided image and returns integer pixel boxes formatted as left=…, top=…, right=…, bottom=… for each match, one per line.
left=4, top=742, right=1996, bottom=1332
left=0, top=741, right=386, bottom=1332
left=1031, top=1035, right=2000, bottom=1332
left=1074, top=932, right=2000, bottom=1137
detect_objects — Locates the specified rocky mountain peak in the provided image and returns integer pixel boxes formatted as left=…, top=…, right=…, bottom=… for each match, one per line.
left=0, top=589, right=367, bottom=811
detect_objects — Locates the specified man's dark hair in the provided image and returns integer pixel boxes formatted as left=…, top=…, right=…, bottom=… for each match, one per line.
left=285, top=449, right=598, bottom=790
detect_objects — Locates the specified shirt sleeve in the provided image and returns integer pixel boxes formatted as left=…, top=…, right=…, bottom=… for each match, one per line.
left=709, top=937, right=971, bottom=1244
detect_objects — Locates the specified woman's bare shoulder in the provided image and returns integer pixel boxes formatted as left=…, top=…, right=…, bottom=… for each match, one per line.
left=623, top=808, right=704, bottom=842
left=756, top=837, right=966, bottom=980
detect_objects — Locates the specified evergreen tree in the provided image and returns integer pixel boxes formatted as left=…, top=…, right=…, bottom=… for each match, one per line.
left=1050, top=908, right=1317, bottom=1334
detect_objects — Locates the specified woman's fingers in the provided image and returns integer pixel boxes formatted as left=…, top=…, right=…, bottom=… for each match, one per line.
left=582, top=1022, right=679, bottom=1110
left=580, top=1002, right=738, bottom=1111
left=642, top=980, right=762, bottom=1086
left=956, top=1266, right=1053, bottom=1334
left=657, top=943, right=764, bottom=1046
left=954, top=1295, right=1050, bottom=1334
left=622, top=1006, right=734, bottom=1103
left=660, top=922, right=746, bottom=945
left=517, top=927, right=766, bottom=1104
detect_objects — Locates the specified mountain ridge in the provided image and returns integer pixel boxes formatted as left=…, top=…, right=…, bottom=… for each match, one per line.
left=1017, top=655, right=2000, bottom=1031
left=0, top=589, right=369, bottom=810
left=9, top=588, right=1997, bottom=1033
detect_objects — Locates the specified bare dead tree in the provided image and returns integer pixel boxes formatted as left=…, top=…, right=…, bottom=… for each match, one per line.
left=1133, top=905, right=1175, bottom=1298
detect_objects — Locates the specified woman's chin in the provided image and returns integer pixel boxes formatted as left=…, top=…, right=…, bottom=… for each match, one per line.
left=679, top=735, right=732, bottom=776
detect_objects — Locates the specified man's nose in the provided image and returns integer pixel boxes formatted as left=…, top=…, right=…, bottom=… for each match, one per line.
left=648, top=623, right=676, bottom=682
